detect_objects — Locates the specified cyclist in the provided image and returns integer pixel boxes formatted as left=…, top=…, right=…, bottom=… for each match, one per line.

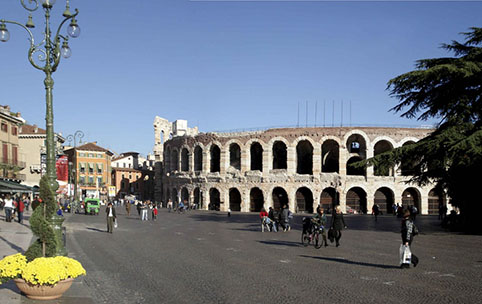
left=311, top=206, right=328, bottom=247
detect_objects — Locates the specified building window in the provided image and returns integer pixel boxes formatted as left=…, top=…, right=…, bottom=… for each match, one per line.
left=1, top=122, right=7, bottom=132
left=12, top=126, right=17, bottom=136
left=88, top=176, right=94, bottom=184
left=80, top=176, right=85, bottom=184
left=121, top=174, right=125, bottom=179
left=88, top=153, right=94, bottom=158
left=97, top=176, right=103, bottom=185
left=97, top=164, right=102, bottom=174
left=88, top=164, right=94, bottom=174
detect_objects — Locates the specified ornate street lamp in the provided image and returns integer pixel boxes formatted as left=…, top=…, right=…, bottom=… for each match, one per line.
left=66, top=130, right=83, bottom=204
left=1, top=0, right=81, bottom=191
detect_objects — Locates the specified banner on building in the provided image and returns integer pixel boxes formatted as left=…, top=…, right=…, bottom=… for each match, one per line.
left=108, top=186, right=116, bottom=197
left=56, top=155, right=69, bottom=182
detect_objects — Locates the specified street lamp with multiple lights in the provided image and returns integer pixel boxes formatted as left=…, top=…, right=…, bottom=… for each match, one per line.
left=66, top=130, right=83, bottom=203
left=1, top=0, right=80, bottom=191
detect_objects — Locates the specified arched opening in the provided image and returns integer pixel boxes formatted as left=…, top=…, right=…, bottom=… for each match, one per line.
left=322, top=140, right=339, bottom=173
left=250, top=142, right=263, bottom=171
left=250, top=187, right=264, bottom=212
left=402, top=188, right=421, bottom=211
left=171, top=149, right=179, bottom=172
left=210, top=145, right=221, bottom=173
left=229, top=188, right=241, bottom=212
left=194, top=146, right=203, bottom=172
left=296, top=140, right=313, bottom=175
left=374, top=187, right=395, bottom=214
left=374, top=140, right=394, bottom=176
left=347, top=156, right=366, bottom=176
left=209, top=188, right=221, bottom=211
left=401, top=141, right=417, bottom=176
left=194, top=187, right=201, bottom=208
left=346, top=187, right=367, bottom=214
left=272, top=141, right=287, bottom=170
left=171, top=188, right=178, bottom=207
left=181, top=148, right=189, bottom=172
left=229, top=143, right=241, bottom=170
left=272, top=187, right=289, bottom=211
left=346, top=134, right=367, bottom=156
left=165, top=147, right=171, bottom=172
left=295, top=187, right=314, bottom=213
left=181, top=187, right=189, bottom=204
left=428, top=188, right=446, bottom=215
left=320, top=188, right=338, bottom=213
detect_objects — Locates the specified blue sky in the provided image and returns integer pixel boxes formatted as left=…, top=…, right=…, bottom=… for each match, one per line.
left=1, top=0, right=481, bottom=156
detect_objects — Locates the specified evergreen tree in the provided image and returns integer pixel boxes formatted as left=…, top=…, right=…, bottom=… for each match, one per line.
left=361, top=27, right=482, bottom=232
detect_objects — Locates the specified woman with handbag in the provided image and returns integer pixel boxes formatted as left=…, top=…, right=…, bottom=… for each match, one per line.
left=400, top=210, right=419, bottom=268
left=330, top=205, right=347, bottom=247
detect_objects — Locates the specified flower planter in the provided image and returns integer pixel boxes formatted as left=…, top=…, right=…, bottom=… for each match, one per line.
left=13, top=278, right=74, bottom=300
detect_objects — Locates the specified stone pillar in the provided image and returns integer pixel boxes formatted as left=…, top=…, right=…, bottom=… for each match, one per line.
left=203, top=189, right=210, bottom=210
left=220, top=150, right=227, bottom=175
left=312, top=146, right=321, bottom=175
left=242, top=189, right=250, bottom=212
left=339, top=147, right=347, bottom=176
left=366, top=148, right=374, bottom=177
left=203, top=151, right=209, bottom=173
left=366, top=189, right=375, bottom=214
left=339, top=190, right=347, bottom=212
left=287, top=146, right=296, bottom=175
left=221, top=188, right=229, bottom=212
left=288, top=188, right=296, bottom=213
left=263, top=148, right=270, bottom=176
left=241, top=149, right=248, bottom=174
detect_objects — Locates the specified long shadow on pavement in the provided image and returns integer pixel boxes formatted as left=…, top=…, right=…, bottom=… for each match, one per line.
left=0, top=236, right=25, bottom=254
left=259, top=240, right=303, bottom=247
left=300, top=255, right=400, bottom=269
left=86, top=227, right=106, bottom=233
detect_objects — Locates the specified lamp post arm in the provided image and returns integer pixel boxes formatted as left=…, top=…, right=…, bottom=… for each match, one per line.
left=51, top=9, right=78, bottom=72
left=54, top=8, right=78, bottom=39
left=0, top=20, right=45, bottom=71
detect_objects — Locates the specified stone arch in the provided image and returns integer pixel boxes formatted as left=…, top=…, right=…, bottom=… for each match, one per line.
left=194, top=145, right=203, bottom=172
left=428, top=188, right=446, bottom=215
left=320, top=187, right=339, bottom=213
left=250, top=141, right=263, bottom=171
left=321, top=139, right=339, bottom=173
left=250, top=187, right=264, bottom=212
left=229, top=188, right=242, bottom=212
left=171, top=148, right=179, bottom=172
left=295, top=186, right=314, bottom=213
left=347, top=156, right=366, bottom=176
left=296, top=139, right=314, bottom=175
left=209, top=144, right=221, bottom=173
left=229, top=143, right=241, bottom=170
left=373, top=139, right=395, bottom=176
left=402, top=187, right=421, bottom=211
left=374, top=187, right=395, bottom=214
left=398, top=137, right=420, bottom=147
left=209, top=188, right=221, bottom=211
left=346, top=187, right=368, bottom=214
left=181, top=147, right=189, bottom=172
left=344, top=130, right=369, bottom=155
left=272, top=187, right=289, bottom=211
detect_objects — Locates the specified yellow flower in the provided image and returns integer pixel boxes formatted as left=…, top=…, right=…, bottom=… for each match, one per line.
left=0, top=253, right=27, bottom=284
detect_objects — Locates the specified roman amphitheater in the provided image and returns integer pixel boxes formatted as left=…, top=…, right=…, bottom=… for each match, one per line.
left=153, top=117, right=448, bottom=215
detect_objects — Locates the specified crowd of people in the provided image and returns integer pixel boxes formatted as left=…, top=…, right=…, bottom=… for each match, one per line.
left=0, top=193, right=34, bottom=224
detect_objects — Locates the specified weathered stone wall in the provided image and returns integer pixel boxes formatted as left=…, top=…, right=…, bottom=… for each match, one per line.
left=158, top=127, right=446, bottom=215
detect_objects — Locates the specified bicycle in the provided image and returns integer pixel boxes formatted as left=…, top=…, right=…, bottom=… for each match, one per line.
left=301, top=218, right=323, bottom=249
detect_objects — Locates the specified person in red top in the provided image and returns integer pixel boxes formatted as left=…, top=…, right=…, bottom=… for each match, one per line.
left=15, top=198, right=25, bottom=224
left=259, top=208, right=270, bottom=232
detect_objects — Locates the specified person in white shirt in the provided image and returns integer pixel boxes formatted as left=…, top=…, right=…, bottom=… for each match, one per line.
left=3, top=194, right=15, bottom=223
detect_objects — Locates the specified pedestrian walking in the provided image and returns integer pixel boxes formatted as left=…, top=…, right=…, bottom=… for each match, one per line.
left=3, top=194, right=14, bottom=222
left=141, top=201, right=149, bottom=221
left=136, top=201, right=142, bottom=216
left=15, top=198, right=25, bottom=224
left=400, top=210, right=419, bottom=268
left=268, top=207, right=278, bottom=232
left=152, top=204, right=158, bottom=221
left=32, top=195, right=41, bottom=211
left=330, top=205, right=347, bottom=247
left=125, top=200, right=131, bottom=216
left=106, top=202, right=117, bottom=233
left=227, top=208, right=231, bottom=217
left=311, top=206, right=328, bottom=247
left=279, top=205, right=291, bottom=232
left=372, top=203, right=380, bottom=221
left=167, top=199, right=173, bottom=212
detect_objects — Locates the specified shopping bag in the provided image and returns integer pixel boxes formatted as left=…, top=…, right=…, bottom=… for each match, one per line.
left=399, top=244, right=411, bottom=265
left=328, top=228, right=335, bottom=243
left=114, top=219, right=118, bottom=228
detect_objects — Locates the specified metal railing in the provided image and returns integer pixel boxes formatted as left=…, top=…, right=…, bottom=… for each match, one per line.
left=0, top=158, right=26, bottom=169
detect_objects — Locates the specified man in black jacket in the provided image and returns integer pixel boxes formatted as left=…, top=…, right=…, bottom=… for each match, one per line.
left=106, top=202, right=117, bottom=233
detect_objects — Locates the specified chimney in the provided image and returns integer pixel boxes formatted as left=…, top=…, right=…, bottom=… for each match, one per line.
left=33, top=124, right=38, bottom=133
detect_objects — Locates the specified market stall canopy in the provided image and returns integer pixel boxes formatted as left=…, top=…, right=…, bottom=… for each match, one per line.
left=0, top=180, right=36, bottom=194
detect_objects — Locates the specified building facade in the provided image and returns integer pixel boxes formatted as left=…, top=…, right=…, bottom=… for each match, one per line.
left=18, top=124, right=65, bottom=187
left=64, top=142, right=113, bottom=200
left=158, top=126, right=448, bottom=215
left=0, top=105, right=25, bottom=182
left=112, top=167, right=154, bottom=200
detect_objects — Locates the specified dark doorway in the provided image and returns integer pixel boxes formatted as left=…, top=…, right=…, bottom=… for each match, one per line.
left=374, top=187, right=394, bottom=214
left=322, top=140, right=339, bottom=173
left=229, top=188, right=242, bottom=211
left=272, top=141, right=287, bottom=170
left=295, top=187, right=314, bottom=213
left=402, top=188, right=421, bottom=211
left=296, top=140, right=313, bottom=175
left=346, top=187, right=367, bottom=214
left=181, top=148, right=189, bottom=172
left=347, top=156, right=366, bottom=176
left=209, top=188, right=221, bottom=211
left=194, top=187, right=201, bottom=208
left=210, top=145, right=221, bottom=173
left=229, top=143, right=241, bottom=170
left=374, top=141, right=394, bottom=176
left=250, top=187, right=264, bottom=212
left=194, top=146, right=203, bottom=172
left=428, top=188, right=446, bottom=215
left=320, top=188, right=338, bottom=213
left=272, top=187, right=289, bottom=211
left=250, top=142, right=263, bottom=171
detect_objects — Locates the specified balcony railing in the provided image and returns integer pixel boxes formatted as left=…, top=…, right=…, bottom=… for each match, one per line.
left=0, top=158, right=26, bottom=169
